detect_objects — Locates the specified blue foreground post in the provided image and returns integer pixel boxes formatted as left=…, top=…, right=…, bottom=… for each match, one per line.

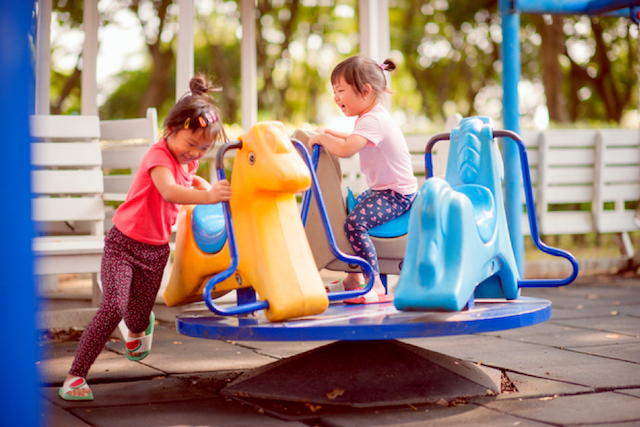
left=500, top=0, right=524, bottom=277
left=0, top=1, right=39, bottom=427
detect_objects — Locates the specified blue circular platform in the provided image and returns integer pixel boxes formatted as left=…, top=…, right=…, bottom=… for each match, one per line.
left=176, top=297, right=551, bottom=341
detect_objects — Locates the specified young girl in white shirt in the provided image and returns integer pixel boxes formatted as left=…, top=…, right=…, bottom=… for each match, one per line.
left=309, top=56, right=418, bottom=304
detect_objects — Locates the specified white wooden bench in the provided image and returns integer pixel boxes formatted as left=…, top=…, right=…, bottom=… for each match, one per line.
left=30, top=115, right=104, bottom=300
left=519, top=128, right=640, bottom=268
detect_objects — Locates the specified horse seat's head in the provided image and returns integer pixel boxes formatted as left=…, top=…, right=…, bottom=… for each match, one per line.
left=234, top=121, right=311, bottom=194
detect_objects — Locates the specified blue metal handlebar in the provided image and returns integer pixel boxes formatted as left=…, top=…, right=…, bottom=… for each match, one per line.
left=299, top=144, right=320, bottom=226
left=202, top=140, right=269, bottom=316
left=425, top=130, right=579, bottom=288
left=293, top=139, right=376, bottom=301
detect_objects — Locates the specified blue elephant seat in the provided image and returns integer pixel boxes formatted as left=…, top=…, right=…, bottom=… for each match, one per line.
left=394, top=116, right=520, bottom=312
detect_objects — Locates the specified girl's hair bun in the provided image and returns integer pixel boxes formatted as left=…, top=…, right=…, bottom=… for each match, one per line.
left=381, top=58, right=397, bottom=73
left=190, top=73, right=222, bottom=97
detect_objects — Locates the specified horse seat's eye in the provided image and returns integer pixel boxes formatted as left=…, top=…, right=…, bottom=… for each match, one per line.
left=248, top=151, right=256, bottom=165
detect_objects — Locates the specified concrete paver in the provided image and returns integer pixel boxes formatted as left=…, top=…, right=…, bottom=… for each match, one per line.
left=566, top=342, right=640, bottom=363
left=479, top=391, right=640, bottom=425
left=40, top=397, right=92, bottom=427
left=104, top=323, right=278, bottom=374
left=66, top=397, right=309, bottom=427
left=616, top=388, right=640, bottom=398
left=549, top=314, right=640, bottom=337
left=480, top=321, right=639, bottom=348
left=316, top=405, right=552, bottom=427
left=41, top=377, right=221, bottom=408
left=491, top=372, right=593, bottom=399
left=38, top=341, right=164, bottom=386
left=40, top=276, right=640, bottom=427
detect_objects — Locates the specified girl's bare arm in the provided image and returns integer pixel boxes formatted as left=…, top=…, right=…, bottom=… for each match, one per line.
left=309, top=132, right=368, bottom=158
left=315, top=127, right=351, bottom=140
left=150, top=166, right=231, bottom=205
left=192, top=174, right=213, bottom=191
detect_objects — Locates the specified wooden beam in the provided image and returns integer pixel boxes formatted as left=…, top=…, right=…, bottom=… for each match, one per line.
left=82, top=0, right=99, bottom=115
left=35, top=0, right=52, bottom=115
left=177, top=0, right=195, bottom=98
left=241, top=0, right=257, bottom=131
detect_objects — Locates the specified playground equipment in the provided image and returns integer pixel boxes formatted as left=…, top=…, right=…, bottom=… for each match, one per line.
left=395, top=117, right=520, bottom=311
left=163, top=121, right=331, bottom=322
left=171, top=117, right=578, bottom=408
left=294, top=129, right=412, bottom=292
left=163, top=121, right=375, bottom=322
left=168, top=118, right=578, bottom=322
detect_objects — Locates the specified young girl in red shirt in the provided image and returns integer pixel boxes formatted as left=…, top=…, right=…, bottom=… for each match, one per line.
left=60, top=74, right=231, bottom=401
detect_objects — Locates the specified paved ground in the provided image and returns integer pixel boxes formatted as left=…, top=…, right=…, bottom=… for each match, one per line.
left=39, top=273, right=640, bottom=427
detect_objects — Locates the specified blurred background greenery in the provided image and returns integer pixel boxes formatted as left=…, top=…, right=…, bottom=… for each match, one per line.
left=49, top=0, right=640, bottom=136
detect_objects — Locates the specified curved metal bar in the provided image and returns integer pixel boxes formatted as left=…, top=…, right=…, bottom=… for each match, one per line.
left=425, top=133, right=451, bottom=178
left=493, top=130, right=579, bottom=287
left=291, top=139, right=376, bottom=301
left=203, top=140, right=270, bottom=315
left=299, top=145, right=320, bottom=226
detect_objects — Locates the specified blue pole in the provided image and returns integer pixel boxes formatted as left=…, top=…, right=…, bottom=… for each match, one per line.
left=515, top=0, right=639, bottom=15
left=0, top=1, right=39, bottom=427
left=500, top=0, right=525, bottom=277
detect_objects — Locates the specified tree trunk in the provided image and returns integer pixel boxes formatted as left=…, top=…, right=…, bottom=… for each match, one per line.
left=533, top=15, right=570, bottom=123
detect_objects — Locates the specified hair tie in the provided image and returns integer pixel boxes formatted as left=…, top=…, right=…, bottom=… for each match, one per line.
left=379, top=63, right=386, bottom=72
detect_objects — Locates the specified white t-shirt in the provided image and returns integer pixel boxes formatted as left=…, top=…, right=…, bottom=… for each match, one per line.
left=352, top=103, right=418, bottom=195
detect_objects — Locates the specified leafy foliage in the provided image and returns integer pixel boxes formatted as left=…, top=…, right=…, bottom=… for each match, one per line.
left=48, top=0, right=639, bottom=130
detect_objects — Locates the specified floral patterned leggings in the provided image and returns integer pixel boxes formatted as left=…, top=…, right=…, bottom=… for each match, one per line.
left=69, top=226, right=170, bottom=379
left=344, top=189, right=415, bottom=275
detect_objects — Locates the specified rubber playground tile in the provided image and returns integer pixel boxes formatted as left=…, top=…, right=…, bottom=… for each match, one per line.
left=480, top=321, right=639, bottom=348
left=231, top=339, right=334, bottom=359
left=68, top=396, right=309, bottom=427
left=104, top=322, right=276, bottom=374
left=490, top=372, right=592, bottom=400
left=479, top=391, right=640, bottom=426
left=615, top=388, right=640, bottom=398
left=520, top=288, right=640, bottom=314
left=585, top=423, right=640, bottom=427
left=38, top=341, right=164, bottom=386
left=549, top=314, right=640, bottom=336
left=39, top=396, right=92, bottom=427
left=403, top=335, right=640, bottom=389
left=316, top=403, right=551, bottom=427
left=42, top=376, right=223, bottom=409
left=566, top=342, right=640, bottom=363
left=548, top=307, right=633, bottom=321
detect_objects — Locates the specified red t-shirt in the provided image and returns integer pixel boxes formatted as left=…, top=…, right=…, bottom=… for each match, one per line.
left=112, top=139, right=198, bottom=245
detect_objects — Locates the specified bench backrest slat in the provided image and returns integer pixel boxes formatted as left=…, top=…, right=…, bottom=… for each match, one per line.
left=30, top=115, right=104, bottom=239
left=30, top=115, right=100, bottom=140
left=33, top=197, right=105, bottom=222
left=33, top=170, right=104, bottom=195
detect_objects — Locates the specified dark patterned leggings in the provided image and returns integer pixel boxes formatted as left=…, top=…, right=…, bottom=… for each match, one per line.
left=344, top=189, right=415, bottom=275
left=69, top=226, right=170, bottom=378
